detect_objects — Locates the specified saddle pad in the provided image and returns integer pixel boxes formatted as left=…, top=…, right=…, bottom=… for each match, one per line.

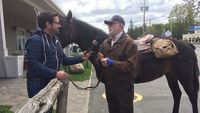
left=151, top=38, right=179, bottom=58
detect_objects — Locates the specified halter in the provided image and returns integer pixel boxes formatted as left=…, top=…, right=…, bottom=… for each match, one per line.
left=60, top=17, right=101, bottom=90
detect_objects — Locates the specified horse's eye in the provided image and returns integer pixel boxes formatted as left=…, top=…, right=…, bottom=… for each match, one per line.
left=162, top=46, right=168, bottom=49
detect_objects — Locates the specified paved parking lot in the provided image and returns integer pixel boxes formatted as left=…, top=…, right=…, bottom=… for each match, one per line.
left=88, top=44, right=200, bottom=113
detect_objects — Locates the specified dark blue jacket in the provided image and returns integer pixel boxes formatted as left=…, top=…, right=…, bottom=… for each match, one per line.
left=25, top=30, right=83, bottom=97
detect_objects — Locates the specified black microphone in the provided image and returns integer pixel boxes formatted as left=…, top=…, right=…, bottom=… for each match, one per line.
left=87, top=40, right=99, bottom=56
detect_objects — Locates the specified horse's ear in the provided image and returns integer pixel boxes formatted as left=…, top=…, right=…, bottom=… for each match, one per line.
left=66, top=10, right=72, bottom=21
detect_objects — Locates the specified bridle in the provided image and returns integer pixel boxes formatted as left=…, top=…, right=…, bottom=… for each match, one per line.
left=60, top=17, right=101, bottom=91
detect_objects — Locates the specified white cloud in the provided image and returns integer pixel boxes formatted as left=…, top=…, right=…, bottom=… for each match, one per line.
left=54, top=0, right=184, bottom=32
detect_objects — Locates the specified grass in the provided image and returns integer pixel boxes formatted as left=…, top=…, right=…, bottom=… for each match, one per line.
left=53, top=61, right=92, bottom=113
left=0, top=105, right=58, bottom=113
left=0, top=105, right=57, bottom=113
left=60, top=61, right=92, bottom=81
left=53, top=109, right=56, bottom=113
left=0, top=105, right=13, bottom=113
left=0, top=62, right=91, bottom=113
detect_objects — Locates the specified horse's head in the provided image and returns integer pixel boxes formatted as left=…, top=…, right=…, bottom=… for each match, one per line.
left=58, top=10, right=74, bottom=48
left=58, top=11, right=109, bottom=82
left=58, top=10, right=108, bottom=53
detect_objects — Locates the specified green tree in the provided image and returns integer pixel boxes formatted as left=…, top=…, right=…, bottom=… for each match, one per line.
left=168, top=4, right=188, bottom=39
left=168, top=1, right=200, bottom=39
left=127, top=20, right=136, bottom=39
left=127, top=20, right=143, bottom=39
left=146, top=24, right=166, bottom=36
left=184, top=0, right=200, bottom=24
left=133, top=26, right=143, bottom=38
left=183, top=0, right=199, bottom=15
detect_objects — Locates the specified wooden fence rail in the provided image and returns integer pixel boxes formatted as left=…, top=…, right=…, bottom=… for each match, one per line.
left=16, top=78, right=69, bottom=113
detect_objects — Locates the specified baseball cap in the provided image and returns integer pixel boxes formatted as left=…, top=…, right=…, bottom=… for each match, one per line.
left=104, top=15, right=125, bottom=25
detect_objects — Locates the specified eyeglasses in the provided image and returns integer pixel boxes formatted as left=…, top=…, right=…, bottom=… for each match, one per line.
left=53, top=21, right=60, bottom=25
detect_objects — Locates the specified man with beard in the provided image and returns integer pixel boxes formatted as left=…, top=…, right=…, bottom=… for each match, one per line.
left=25, top=11, right=90, bottom=113
left=98, top=15, right=138, bottom=113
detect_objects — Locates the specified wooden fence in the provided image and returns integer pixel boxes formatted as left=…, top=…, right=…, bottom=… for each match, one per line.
left=16, top=78, right=69, bottom=113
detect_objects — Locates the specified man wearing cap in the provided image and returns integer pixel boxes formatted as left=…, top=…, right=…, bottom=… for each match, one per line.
left=97, top=15, right=138, bottom=113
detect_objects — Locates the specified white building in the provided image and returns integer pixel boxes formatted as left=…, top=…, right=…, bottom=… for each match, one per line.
left=0, top=0, right=65, bottom=77
left=183, top=26, right=200, bottom=44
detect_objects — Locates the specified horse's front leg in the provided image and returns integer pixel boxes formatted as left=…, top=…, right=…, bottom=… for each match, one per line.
left=165, top=74, right=182, bottom=113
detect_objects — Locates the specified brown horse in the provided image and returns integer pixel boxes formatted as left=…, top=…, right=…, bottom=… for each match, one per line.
left=58, top=11, right=199, bottom=113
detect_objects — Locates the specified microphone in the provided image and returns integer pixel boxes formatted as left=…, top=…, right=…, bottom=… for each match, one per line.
left=87, top=40, right=99, bottom=56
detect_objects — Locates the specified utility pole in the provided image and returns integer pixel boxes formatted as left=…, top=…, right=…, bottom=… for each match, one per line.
left=143, top=0, right=146, bottom=35
left=141, top=0, right=148, bottom=35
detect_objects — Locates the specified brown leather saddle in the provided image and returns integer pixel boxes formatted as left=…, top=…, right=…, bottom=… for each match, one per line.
left=134, top=35, right=154, bottom=53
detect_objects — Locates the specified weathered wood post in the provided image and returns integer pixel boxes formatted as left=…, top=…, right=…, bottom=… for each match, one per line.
left=16, top=78, right=69, bottom=113
left=56, top=79, right=69, bottom=113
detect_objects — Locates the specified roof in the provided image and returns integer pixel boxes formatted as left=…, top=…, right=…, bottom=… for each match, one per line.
left=23, top=0, right=66, bottom=16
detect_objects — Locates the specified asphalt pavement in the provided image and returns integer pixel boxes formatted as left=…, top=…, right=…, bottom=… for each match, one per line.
left=87, top=44, right=200, bottom=113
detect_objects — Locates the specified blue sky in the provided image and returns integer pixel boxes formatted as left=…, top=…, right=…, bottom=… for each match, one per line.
left=53, top=0, right=184, bottom=32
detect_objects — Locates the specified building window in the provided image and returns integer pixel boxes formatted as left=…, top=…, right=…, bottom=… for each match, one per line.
left=16, top=28, right=27, bottom=54
left=192, top=38, right=195, bottom=42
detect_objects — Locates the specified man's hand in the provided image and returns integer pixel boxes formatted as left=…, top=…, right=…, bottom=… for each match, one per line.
left=100, top=58, right=109, bottom=67
left=98, top=52, right=104, bottom=60
left=56, top=71, right=68, bottom=80
left=98, top=53, right=114, bottom=67
left=98, top=52, right=108, bottom=67
left=82, top=51, right=91, bottom=61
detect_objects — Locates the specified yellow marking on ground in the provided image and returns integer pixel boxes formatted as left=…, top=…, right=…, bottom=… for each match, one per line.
left=102, top=92, right=106, bottom=99
left=102, top=92, right=143, bottom=103
left=134, top=92, right=143, bottom=103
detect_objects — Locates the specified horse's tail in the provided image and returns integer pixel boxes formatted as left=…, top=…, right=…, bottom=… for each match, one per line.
left=194, top=76, right=199, bottom=95
left=190, top=42, right=199, bottom=94
left=183, top=42, right=199, bottom=94
left=193, top=56, right=199, bottom=95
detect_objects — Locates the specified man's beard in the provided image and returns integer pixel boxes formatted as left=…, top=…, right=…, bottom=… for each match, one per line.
left=109, top=28, right=117, bottom=37
left=50, top=28, right=59, bottom=34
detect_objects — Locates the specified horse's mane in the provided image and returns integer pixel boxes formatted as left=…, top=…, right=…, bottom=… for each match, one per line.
left=73, top=18, right=100, bottom=34
left=73, top=18, right=108, bottom=39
